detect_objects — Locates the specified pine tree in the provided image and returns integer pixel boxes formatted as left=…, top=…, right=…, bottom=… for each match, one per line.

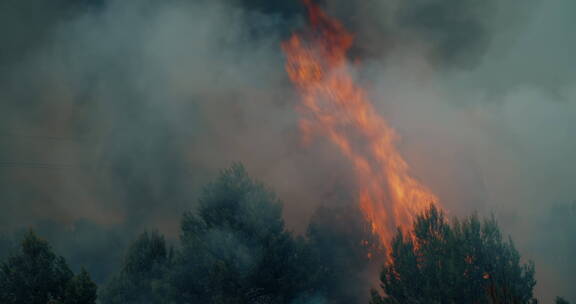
left=171, top=163, right=322, bottom=303
left=100, top=231, right=172, bottom=304
left=64, top=268, right=98, bottom=304
left=0, top=230, right=97, bottom=304
left=371, top=205, right=536, bottom=304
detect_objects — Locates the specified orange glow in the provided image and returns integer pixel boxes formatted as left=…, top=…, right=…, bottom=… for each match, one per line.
left=282, top=0, right=438, bottom=246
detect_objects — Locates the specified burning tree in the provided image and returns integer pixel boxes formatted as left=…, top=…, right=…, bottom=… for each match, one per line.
left=370, top=205, right=536, bottom=304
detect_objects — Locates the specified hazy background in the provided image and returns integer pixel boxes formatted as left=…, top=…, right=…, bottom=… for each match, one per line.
left=0, top=0, right=574, bottom=302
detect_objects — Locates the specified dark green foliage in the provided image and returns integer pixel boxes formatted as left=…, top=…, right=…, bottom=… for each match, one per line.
left=556, top=297, right=571, bottom=304
left=100, top=230, right=172, bottom=304
left=307, top=201, right=384, bottom=304
left=0, top=230, right=72, bottom=304
left=0, top=230, right=97, bottom=304
left=371, top=205, right=536, bottom=304
left=171, top=163, right=322, bottom=303
left=65, top=268, right=98, bottom=304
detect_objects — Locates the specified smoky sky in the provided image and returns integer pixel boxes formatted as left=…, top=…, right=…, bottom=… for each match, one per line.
left=0, top=0, right=575, bottom=302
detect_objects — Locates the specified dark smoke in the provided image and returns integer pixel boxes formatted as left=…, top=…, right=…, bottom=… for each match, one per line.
left=393, top=0, right=495, bottom=68
left=0, top=0, right=575, bottom=302
left=314, top=0, right=504, bottom=69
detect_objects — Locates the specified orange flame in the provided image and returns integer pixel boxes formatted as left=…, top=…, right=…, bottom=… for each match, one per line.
left=282, top=0, right=438, bottom=245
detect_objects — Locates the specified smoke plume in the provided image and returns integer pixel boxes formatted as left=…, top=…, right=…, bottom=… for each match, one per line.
left=0, top=0, right=574, bottom=302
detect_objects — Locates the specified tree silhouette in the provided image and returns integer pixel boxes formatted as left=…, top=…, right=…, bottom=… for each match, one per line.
left=171, top=163, right=322, bottom=303
left=371, top=205, right=536, bottom=304
left=100, top=231, right=172, bottom=304
left=0, top=230, right=97, bottom=304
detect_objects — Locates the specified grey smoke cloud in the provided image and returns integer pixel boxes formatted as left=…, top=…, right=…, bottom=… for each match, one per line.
left=321, top=0, right=512, bottom=68
left=0, top=0, right=295, bottom=231
left=0, top=0, right=575, bottom=302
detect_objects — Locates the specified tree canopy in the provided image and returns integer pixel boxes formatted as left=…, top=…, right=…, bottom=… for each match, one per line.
left=100, top=230, right=172, bottom=304
left=100, top=163, right=324, bottom=304
left=3, top=166, right=569, bottom=303
left=371, top=205, right=537, bottom=304
left=171, top=163, right=322, bottom=303
left=0, top=230, right=97, bottom=304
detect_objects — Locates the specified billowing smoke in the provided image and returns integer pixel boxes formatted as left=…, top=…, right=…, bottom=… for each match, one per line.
left=0, top=0, right=574, bottom=302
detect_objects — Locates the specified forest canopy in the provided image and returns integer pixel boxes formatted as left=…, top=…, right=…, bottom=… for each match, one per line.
left=0, top=164, right=564, bottom=304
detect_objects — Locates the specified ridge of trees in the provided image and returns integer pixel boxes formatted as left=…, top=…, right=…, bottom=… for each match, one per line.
left=0, top=164, right=571, bottom=303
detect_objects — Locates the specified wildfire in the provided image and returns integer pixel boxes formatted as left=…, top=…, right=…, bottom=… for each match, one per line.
left=282, top=0, right=438, bottom=245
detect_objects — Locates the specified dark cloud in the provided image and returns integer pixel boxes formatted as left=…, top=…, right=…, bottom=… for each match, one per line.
left=218, top=0, right=505, bottom=68
left=393, top=0, right=495, bottom=68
